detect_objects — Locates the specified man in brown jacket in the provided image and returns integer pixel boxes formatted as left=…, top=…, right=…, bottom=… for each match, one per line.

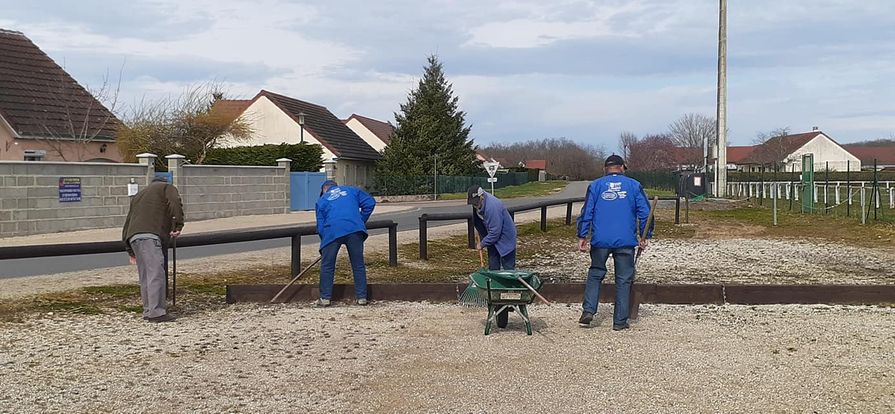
left=123, top=176, right=185, bottom=322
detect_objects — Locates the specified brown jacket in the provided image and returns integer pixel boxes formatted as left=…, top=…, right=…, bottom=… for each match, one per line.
left=122, top=181, right=185, bottom=255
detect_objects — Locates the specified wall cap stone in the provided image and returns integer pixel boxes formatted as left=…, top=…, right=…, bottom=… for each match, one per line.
left=165, top=154, right=186, bottom=159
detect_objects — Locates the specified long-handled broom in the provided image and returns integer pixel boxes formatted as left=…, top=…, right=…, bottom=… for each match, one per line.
left=458, top=234, right=489, bottom=307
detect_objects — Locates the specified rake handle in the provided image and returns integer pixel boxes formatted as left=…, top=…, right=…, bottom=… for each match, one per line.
left=475, top=233, right=485, bottom=268
left=517, top=277, right=552, bottom=306
left=635, top=196, right=659, bottom=262
left=270, top=256, right=323, bottom=303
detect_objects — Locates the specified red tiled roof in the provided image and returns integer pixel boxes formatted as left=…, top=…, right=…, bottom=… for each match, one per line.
left=0, top=29, right=120, bottom=141
left=746, top=131, right=821, bottom=164
left=345, top=114, right=394, bottom=144
left=210, top=99, right=252, bottom=123
left=524, top=159, right=547, bottom=170
left=727, top=146, right=755, bottom=164
left=842, top=145, right=895, bottom=166
left=254, top=90, right=381, bottom=161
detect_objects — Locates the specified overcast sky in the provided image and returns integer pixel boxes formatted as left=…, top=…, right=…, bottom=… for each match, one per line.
left=2, top=0, right=893, bottom=148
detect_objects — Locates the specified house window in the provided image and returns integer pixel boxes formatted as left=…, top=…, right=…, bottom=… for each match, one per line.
left=23, top=149, right=46, bottom=161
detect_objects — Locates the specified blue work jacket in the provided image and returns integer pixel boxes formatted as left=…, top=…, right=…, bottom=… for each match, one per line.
left=315, top=185, right=376, bottom=250
left=576, top=173, right=653, bottom=248
left=473, top=192, right=517, bottom=257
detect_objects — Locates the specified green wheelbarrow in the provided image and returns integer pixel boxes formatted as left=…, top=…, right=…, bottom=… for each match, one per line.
left=470, top=270, right=544, bottom=335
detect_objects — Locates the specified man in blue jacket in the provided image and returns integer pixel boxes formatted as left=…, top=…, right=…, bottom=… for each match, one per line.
left=576, top=155, right=652, bottom=330
left=469, top=185, right=517, bottom=328
left=315, top=180, right=376, bottom=307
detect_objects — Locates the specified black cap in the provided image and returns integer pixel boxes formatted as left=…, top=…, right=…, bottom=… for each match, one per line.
left=467, top=185, right=484, bottom=205
left=605, top=154, right=627, bottom=169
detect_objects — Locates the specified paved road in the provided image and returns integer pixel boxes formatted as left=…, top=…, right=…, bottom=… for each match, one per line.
left=1, top=182, right=589, bottom=278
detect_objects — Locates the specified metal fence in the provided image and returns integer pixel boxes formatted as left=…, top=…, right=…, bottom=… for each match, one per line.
left=372, top=173, right=530, bottom=196
left=727, top=180, right=894, bottom=223
left=626, top=171, right=678, bottom=190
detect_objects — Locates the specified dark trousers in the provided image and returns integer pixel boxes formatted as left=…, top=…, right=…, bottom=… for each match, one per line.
left=319, top=232, right=368, bottom=300
left=486, top=247, right=516, bottom=271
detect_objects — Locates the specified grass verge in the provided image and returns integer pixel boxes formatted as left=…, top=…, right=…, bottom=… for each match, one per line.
left=439, top=180, right=567, bottom=200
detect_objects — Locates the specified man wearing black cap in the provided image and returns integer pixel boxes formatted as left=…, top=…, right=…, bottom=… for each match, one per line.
left=576, top=155, right=652, bottom=331
left=468, top=184, right=517, bottom=327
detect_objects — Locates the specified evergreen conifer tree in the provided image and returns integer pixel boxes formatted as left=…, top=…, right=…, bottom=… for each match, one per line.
left=377, top=55, right=478, bottom=178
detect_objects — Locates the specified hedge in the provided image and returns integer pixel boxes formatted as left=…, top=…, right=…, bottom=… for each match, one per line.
left=205, top=143, right=324, bottom=171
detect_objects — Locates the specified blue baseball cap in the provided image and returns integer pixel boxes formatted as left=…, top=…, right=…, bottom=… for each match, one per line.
left=320, top=180, right=338, bottom=195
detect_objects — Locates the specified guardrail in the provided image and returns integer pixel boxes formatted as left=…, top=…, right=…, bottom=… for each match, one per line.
left=417, top=196, right=683, bottom=260
left=418, top=197, right=586, bottom=260
left=0, top=220, right=400, bottom=275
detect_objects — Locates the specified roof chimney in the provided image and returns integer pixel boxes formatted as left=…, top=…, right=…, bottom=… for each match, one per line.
left=812, top=126, right=819, bottom=131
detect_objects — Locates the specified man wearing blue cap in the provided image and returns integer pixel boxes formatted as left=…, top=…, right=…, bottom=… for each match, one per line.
left=315, top=180, right=376, bottom=306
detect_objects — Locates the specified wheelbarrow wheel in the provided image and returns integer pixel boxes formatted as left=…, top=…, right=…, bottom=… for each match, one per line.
left=496, top=307, right=508, bottom=328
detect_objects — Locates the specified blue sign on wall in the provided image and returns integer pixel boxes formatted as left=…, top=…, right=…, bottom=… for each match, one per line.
left=58, top=177, right=82, bottom=202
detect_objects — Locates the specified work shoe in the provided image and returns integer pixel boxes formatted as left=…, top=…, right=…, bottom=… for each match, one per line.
left=578, top=312, right=594, bottom=327
left=316, top=298, right=331, bottom=307
left=612, top=323, right=630, bottom=331
left=356, top=298, right=368, bottom=306
left=147, top=314, right=176, bottom=323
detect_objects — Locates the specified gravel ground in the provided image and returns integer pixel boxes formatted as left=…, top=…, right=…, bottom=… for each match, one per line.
left=524, top=238, right=895, bottom=284
left=0, top=303, right=892, bottom=413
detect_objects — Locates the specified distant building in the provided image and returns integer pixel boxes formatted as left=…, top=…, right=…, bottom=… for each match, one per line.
left=0, top=29, right=122, bottom=162
left=741, top=130, right=860, bottom=172
left=842, top=145, right=895, bottom=171
left=214, top=90, right=381, bottom=189
left=343, top=114, right=394, bottom=153
left=521, top=159, right=548, bottom=171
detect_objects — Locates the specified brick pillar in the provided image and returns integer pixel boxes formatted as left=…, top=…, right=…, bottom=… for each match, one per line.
left=324, top=159, right=337, bottom=181
left=277, top=158, right=292, bottom=214
left=166, top=154, right=186, bottom=191
left=136, top=153, right=157, bottom=186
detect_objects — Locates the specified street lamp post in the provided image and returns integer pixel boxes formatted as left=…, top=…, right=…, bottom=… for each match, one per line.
left=298, top=112, right=306, bottom=143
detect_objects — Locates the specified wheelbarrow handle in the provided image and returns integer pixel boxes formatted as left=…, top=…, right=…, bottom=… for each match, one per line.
left=516, top=277, right=552, bottom=306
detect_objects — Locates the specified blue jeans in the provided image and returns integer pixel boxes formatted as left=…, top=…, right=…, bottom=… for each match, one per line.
left=319, top=231, right=368, bottom=300
left=582, top=247, right=636, bottom=327
left=487, top=247, right=516, bottom=270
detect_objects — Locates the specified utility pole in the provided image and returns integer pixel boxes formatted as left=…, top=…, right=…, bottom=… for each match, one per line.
left=715, top=0, right=728, bottom=197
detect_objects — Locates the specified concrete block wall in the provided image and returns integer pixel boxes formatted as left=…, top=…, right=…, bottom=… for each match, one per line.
left=0, top=161, right=150, bottom=237
left=178, top=164, right=289, bottom=221
left=0, top=156, right=292, bottom=238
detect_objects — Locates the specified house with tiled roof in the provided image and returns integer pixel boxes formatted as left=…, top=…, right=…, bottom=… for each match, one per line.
left=343, top=114, right=394, bottom=153
left=0, top=29, right=122, bottom=162
left=672, top=131, right=860, bottom=172
left=216, top=90, right=381, bottom=188
left=841, top=144, right=895, bottom=171
left=739, top=130, right=860, bottom=172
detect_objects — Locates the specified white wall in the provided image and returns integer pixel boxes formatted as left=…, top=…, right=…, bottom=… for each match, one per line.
left=344, top=118, right=387, bottom=152
left=235, top=96, right=335, bottom=168
left=784, top=134, right=861, bottom=172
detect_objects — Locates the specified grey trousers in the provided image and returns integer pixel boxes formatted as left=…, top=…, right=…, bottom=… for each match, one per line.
left=132, top=238, right=167, bottom=318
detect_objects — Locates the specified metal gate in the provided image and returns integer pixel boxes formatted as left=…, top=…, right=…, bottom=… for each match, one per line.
left=290, top=172, right=326, bottom=211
